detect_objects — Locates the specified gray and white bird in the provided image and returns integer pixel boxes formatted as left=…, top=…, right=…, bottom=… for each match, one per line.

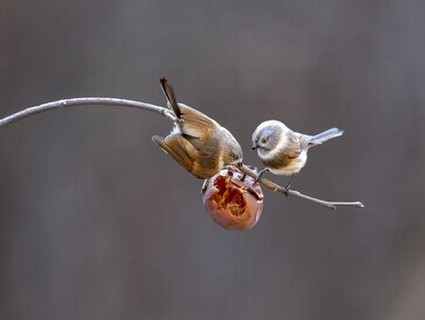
left=252, top=120, right=343, bottom=188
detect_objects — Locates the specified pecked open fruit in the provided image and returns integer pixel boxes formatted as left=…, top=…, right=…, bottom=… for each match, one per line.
left=202, top=166, right=264, bottom=230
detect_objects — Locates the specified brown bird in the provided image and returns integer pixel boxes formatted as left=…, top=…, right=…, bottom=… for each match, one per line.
left=152, top=77, right=243, bottom=179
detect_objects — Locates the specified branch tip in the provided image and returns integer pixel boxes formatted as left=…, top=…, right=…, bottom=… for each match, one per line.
left=238, top=164, right=364, bottom=210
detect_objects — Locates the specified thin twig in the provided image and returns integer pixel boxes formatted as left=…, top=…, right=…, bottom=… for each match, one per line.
left=0, top=97, right=176, bottom=127
left=238, top=164, right=364, bottom=209
left=0, top=97, right=364, bottom=210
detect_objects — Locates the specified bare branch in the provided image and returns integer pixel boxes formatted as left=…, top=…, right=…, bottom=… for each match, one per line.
left=0, top=97, right=364, bottom=210
left=0, top=97, right=176, bottom=128
left=238, top=164, right=364, bottom=210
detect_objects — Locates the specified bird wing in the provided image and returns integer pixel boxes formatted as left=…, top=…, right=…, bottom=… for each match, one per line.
left=285, top=133, right=302, bottom=157
left=178, top=104, right=218, bottom=139
left=152, top=134, right=217, bottom=179
left=152, top=134, right=196, bottom=170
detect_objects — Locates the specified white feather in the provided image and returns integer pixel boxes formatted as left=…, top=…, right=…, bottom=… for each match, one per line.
left=253, top=120, right=341, bottom=176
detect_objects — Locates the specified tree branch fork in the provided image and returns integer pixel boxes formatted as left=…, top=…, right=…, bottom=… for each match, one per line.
left=0, top=97, right=364, bottom=210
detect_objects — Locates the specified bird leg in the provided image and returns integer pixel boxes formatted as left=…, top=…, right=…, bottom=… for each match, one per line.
left=255, top=168, right=269, bottom=182
left=282, top=174, right=294, bottom=196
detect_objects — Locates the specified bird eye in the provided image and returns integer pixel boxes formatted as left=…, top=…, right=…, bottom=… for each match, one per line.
left=261, top=137, right=268, bottom=144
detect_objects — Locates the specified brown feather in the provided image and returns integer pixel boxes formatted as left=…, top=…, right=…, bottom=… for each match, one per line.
left=152, top=134, right=195, bottom=173
left=160, top=77, right=181, bottom=118
left=261, top=147, right=300, bottom=170
left=178, top=104, right=217, bottom=138
left=155, top=78, right=241, bottom=178
left=152, top=134, right=221, bottom=179
left=285, top=146, right=301, bottom=159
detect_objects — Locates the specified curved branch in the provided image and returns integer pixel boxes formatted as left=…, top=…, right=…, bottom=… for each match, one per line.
left=239, top=164, right=364, bottom=209
left=0, top=97, right=176, bottom=128
left=0, top=97, right=364, bottom=210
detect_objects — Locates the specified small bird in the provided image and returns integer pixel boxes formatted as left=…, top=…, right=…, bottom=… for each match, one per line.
left=152, top=77, right=243, bottom=179
left=252, top=120, right=343, bottom=189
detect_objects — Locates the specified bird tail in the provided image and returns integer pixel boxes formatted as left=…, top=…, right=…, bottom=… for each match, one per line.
left=308, top=128, right=344, bottom=146
left=160, top=77, right=181, bottom=118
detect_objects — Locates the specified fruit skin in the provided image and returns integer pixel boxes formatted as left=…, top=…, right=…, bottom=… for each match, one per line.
left=202, top=166, right=264, bottom=230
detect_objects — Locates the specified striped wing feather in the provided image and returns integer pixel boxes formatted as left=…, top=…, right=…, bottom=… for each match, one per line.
left=152, top=134, right=219, bottom=179
left=178, top=104, right=217, bottom=138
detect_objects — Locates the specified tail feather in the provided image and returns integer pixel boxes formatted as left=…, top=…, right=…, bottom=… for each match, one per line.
left=160, top=77, right=181, bottom=118
left=309, top=128, right=344, bottom=145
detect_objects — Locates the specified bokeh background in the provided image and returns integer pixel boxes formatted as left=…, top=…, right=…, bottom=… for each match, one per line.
left=1, top=0, right=424, bottom=319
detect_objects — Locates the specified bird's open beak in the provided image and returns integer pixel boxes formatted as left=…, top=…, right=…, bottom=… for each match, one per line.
left=252, top=144, right=259, bottom=150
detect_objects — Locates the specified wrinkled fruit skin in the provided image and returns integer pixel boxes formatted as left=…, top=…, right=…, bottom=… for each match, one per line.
left=202, top=166, right=264, bottom=230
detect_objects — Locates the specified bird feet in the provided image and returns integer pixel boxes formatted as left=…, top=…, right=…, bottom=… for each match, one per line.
left=255, top=168, right=269, bottom=183
left=282, top=174, right=294, bottom=196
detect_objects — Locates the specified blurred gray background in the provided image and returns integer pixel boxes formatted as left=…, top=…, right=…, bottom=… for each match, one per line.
left=1, top=0, right=424, bottom=319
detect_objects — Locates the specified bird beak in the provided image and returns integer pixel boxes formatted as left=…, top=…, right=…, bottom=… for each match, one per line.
left=252, top=144, right=259, bottom=150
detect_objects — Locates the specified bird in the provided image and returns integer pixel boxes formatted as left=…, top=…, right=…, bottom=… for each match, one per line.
left=251, top=120, right=343, bottom=190
left=152, top=77, right=243, bottom=179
